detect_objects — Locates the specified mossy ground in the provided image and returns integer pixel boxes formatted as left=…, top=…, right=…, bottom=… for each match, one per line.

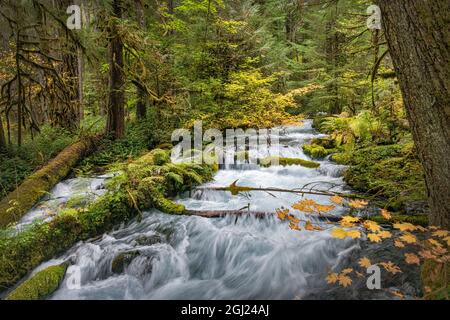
left=5, top=264, right=68, bottom=300
left=0, top=149, right=216, bottom=292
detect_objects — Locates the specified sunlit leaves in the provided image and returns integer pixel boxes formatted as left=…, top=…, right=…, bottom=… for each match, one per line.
left=367, top=233, right=382, bottom=243
left=276, top=208, right=289, bottom=221
left=326, top=272, right=339, bottom=284
left=331, top=228, right=348, bottom=239
left=326, top=270, right=353, bottom=287
left=348, top=199, right=368, bottom=209
left=289, top=222, right=301, bottom=231
left=363, top=220, right=381, bottom=233
left=340, top=216, right=359, bottom=228
left=358, top=257, right=371, bottom=268
left=346, top=230, right=362, bottom=239
left=338, top=274, right=352, bottom=287
left=379, top=261, right=402, bottom=274
left=394, top=240, right=405, bottom=248
left=393, top=222, right=418, bottom=232
left=291, top=198, right=334, bottom=214
left=330, top=195, right=344, bottom=205
left=399, top=233, right=417, bottom=244
left=380, top=209, right=392, bottom=220
left=432, top=230, right=449, bottom=238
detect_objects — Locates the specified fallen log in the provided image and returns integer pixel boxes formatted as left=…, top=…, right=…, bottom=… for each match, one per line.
left=0, top=134, right=104, bottom=228
left=184, top=209, right=342, bottom=222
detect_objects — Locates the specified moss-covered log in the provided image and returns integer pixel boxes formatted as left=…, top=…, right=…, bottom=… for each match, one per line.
left=260, top=156, right=320, bottom=168
left=5, top=264, right=68, bottom=300
left=0, top=149, right=216, bottom=291
left=0, top=135, right=104, bottom=228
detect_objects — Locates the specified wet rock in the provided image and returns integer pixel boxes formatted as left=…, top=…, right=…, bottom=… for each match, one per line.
left=403, top=200, right=429, bottom=216
left=111, top=251, right=141, bottom=274
left=135, top=234, right=164, bottom=246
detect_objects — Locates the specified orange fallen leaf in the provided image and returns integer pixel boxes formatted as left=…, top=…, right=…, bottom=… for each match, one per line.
left=349, top=199, right=369, bottom=209
left=338, top=274, right=352, bottom=287
left=404, top=253, right=420, bottom=265
left=379, top=261, right=402, bottom=274
left=393, top=222, right=418, bottom=232
left=380, top=209, right=392, bottom=220
left=364, top=220, right=381, bottom=233
left=326, top=272, right=339, bottom=284
left=358, top=257, right=372, bottom=268
left=367, top=233, right=382, bottom=243
left=400, top=233, right=417, bottom=244
left=394, top=240, right=405, bottom=248
left=331, top=228, right=347, bottom=239
left=330, top=195, right=344, bottom=205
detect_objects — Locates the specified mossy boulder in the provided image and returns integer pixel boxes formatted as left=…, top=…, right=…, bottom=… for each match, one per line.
left=369, top=214, right=429, bottom=228
left=302, top=144, right=335, bottom=159
left=260, top=156, right=320, bottom=168
left=5, top=264, right=68, bottom=300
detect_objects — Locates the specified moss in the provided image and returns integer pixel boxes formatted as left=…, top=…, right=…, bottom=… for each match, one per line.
left=5, top=264, right=68, bottom=300
left=302, top=144, right=335, bottom=159
left=421, top=259, right=450, bottom=300
left=369, top=214, right=429, bottom=227
left=260, top=156, right=320, bottom=168
left=330, top=152, right=352, bottom=165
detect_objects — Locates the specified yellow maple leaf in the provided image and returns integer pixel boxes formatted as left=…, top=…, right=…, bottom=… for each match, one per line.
left=331, top=228, right=347, bottom=239
left=289, top=222, right=301, bottom=231
left=341, top=268, right=353, bottom=275
left=380, top=209, right=392, bottom=220
left=304, top=220, right=315, bottom=231
left=338, top=274, right=352, bottom=287
left=349, top=199, right=369, bottom=209
left=314, top=204, right=335, bottom=213
left=379, top=261, right=402, bottom=274
left=292, top=199, right=316, bottom=213
left=393, top=222, right=418, bottom=232
left=428, top=238, right=443, bottom=248
left=443, top=236, right=450, bottom=246
left=358, top=257, right=372, bottom=268
left=400, top=233, right=417, bottom=244
left=364, top=220, right=381, bottom=233
left=288, top=214, right=300, bottom=224
left=404, top=253, right=420, bottom=265
left=394, top=240, right=405, bottom=248
left=276, top=208, right=288, bottom=220
left=340, top=216, right=360, bottom=228
left=326, top=272, right=339, bottom=284
left=346, top=230, right=362, bottom=239
left=330, top=195, right=344, bottom=205
left=432, top=230, right=449, bottom=238
left=378, top=230, right=392, bottom=239
left=367, top=233, right=382, bottom=243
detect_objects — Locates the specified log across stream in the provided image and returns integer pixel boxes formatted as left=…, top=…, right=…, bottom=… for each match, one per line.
left=14, top=120, right=421, bottom=300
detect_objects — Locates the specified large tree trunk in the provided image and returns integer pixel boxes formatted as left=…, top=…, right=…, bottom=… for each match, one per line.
left=135, top=0, right=147, bottom=120
left=106, top=0, right=125, bottom=139
left=377, top=0, right=450, bottom=228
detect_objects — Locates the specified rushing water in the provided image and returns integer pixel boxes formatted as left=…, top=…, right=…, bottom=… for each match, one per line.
left=22, top=120, right=366, bottom=300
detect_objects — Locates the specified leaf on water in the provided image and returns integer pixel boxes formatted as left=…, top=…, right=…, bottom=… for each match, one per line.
left=326, top=272, right=339, bottom=284
left=393, top=222, right=418, bottom=232
left=380, top=209, right=392, bottom=220
left=346, top=230, right=361, bottom=239
left=338, top=274, right=352, bottom=287
left=331, top=228, right=348, bottom=239
left=404, top=253, right=420, bottom=265
left=358, top=257, right=372, bottom=268
left=348, top=199, right=369, bottom=209
left=400, top=233, right=417, bottom=244
left=341, top=268, right=353, bottom=275
left=432, top=230, right=449, bottom=238
left=289, top=222, right=301, bottom=231
left=304, top=220, right=315, bottom=231
left=276, top=208, right=289, bottom=221
left=364, top=220, right=381, bottom=233
left=315, top=204, right=335, bottom=213
left=330, top=195, right=344, bottom=205
left=379, top=261, right=402, bottom=274
left=367, top=233, right=382, bottom=243
left=287, top=214, right=300, bottom=224
left=378, top=230, right=392, bottom=239
left=394, top=240, right=405, bottom=248
left=340, top=216, right=360, bottom=228
left=292, top=198, right=316, bottom=213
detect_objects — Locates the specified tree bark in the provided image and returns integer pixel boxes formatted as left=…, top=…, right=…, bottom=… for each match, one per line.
left=106, top=0, right=125, bottom=139
left=135, top=0, right=147, bottom=120
left=0, top=113, right=6, bottom=152
left=377, top=0, right=450, bottom=228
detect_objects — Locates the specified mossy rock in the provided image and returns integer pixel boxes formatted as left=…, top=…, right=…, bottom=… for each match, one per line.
left=421, top=259, right=450, bottom=300
left=260, top=157, right=320, bottom=168
left=311, top=137, right=335, bottom=149
left=331, top=152, right=352, bottom=165
left=302, top=144, right=335, bottom=159
left=369, top=214, right=429, bottom=228
left=5, top=264, right=68, bottom=300
left=111, top=251, right=140, bottom=274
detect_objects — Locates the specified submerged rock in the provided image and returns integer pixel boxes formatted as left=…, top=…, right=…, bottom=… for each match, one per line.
left=111, top=251, right=141, bottom=274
